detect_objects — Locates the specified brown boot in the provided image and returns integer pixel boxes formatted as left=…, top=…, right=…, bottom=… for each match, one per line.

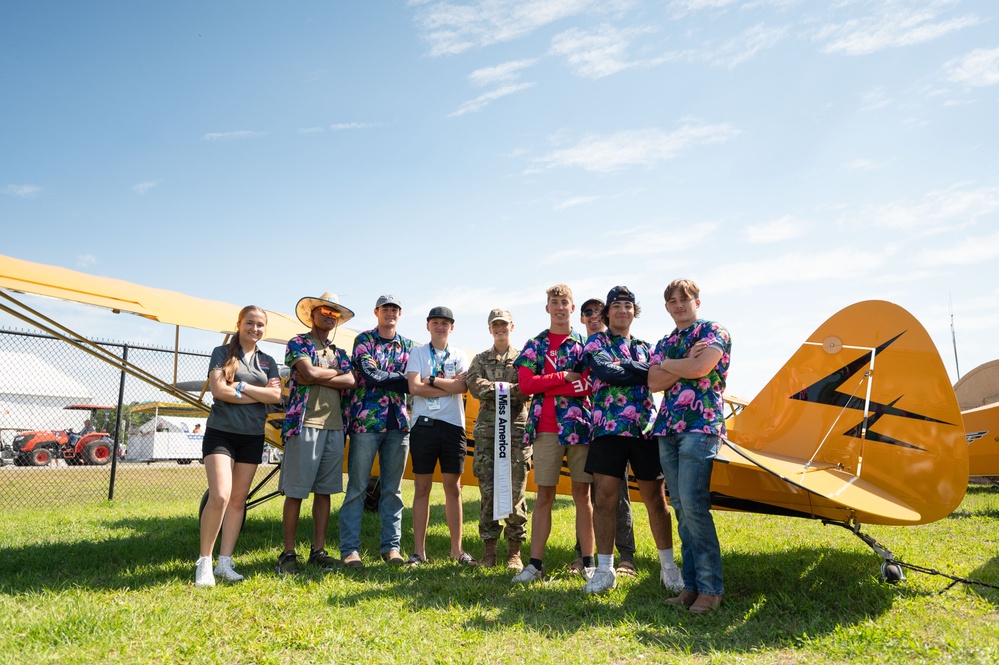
left=688, top=594, right=723, bottom=615
left=505, top=539, right=524, bottom=572
left=480, top=539, right=498, bottom=568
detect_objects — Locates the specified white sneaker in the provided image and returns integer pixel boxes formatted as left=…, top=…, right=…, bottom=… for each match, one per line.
left=512, top=563, right=544, bottom=584
left=214, top=556, right=244, bottom=582
left=583, top=566, right=596, bottom=582
left=195, top=556, right=215, bottom=587
left=660, top=566, right=684, bottom=593
left=584, top=568, right=617, bottom=594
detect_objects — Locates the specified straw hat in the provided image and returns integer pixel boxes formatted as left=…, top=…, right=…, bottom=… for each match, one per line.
left=295, top=292, right=355, bottom=327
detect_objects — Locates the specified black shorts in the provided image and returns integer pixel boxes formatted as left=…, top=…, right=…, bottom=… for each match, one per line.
left=584, top=434, right=662, bottom=481
left=202, top=427, right=264, bottom=465
left=409, top=416, right=466, bottom=475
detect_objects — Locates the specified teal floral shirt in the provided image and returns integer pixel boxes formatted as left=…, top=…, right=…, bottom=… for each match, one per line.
left=348, top=329, right=414, bottom=434
left=514, top=329, right=592, bottom=447
left=282, top=334, right=353, bottom=441
left=650, top=319, right=732, bottom=437
left=584, top=331, right=655, bottom=439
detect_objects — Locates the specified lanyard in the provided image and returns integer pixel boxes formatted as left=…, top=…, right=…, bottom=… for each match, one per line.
left=429, top=345, right=450, bottom=377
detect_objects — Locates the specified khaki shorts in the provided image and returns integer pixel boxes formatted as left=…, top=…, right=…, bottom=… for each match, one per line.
left=532, top=432, right=591, bottom=486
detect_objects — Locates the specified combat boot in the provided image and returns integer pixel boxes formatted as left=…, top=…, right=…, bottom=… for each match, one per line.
left=506, top=539, right=524, bottom=572
left=480, top=539, right=498, bottom=567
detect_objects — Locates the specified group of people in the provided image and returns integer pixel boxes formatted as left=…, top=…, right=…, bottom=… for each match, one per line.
left=193, top=279, right=731, bottom=615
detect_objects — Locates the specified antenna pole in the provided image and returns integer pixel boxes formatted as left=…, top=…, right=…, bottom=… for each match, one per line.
left=950, top=297, right=960, bottom=380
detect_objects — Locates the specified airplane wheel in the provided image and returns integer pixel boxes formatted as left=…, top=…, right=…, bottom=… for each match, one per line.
left=880, top=561, right=905, bottom=584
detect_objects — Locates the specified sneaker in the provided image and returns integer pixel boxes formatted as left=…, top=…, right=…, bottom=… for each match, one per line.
left=583, top=566, right=596, bottom=582
left=195, top=556, right=215, bottom=587
left=276, top=551, right=299, bottom=576
left=213, top=555, right=244, bottom=582
left=660, top=566, right=684, bottom=593
left=308, top=548, right=340, bottom=571
left=584, top=567, right=617, bottom=594
left=512, top=563, right=544, bottom=584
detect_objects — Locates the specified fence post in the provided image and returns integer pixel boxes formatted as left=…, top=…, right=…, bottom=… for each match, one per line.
left=108, top=344, right=128, bottom=501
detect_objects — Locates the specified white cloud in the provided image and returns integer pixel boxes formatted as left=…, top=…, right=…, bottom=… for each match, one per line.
left=710, top=246, right=890, bottom=293
left=554, top=195, right=598, bottom=210
left=411, top=0, right=632, bottom=56
left=2, top=184, right=42, bottom=199
left=915, top=228, right=999, bottom=267
left=448, top=82, right=535, bottom=117
left=862, top=184, right=999, bottom=232
left=331, top=122, right=379, bottom=130
left=533, top=122, right=739, bottom=172
left=132, top=180, right=159, bottom=195
left=703, top=23, right=788, bottom=69
left=76, top=254, right=97, bottom=268
left=744, top=215, right=805, bottom=243
left=859, top=86, right=891, bottom=111
left=469, top=59, right=539, bottom=86
left=201, top=131, right=266, bottom=141
left=550, top=24, right=653, bottom=78
left=549, top=222, right=717, bottom=261
left=946, top=47, right=999, bottom=87
left=842, top=158, right=888, bottom=171
left=668, top=0, right=738, bottom=18
left=817, top=5, right=981, bottom=56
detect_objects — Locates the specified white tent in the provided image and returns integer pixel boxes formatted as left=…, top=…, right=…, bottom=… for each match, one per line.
left=126, top=415, right=205, bottom=462
left=0, top=351, right=94, bottom=445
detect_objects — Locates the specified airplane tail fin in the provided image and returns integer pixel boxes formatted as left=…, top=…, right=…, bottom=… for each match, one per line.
left=726, top=300, right=967, bottom=525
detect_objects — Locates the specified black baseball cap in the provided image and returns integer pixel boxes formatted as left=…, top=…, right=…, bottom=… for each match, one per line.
left=427, top=306, right=455, bottom=323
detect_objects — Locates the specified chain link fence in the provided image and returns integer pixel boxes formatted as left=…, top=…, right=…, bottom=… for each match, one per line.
left=0, top=328, right=280, bottom=510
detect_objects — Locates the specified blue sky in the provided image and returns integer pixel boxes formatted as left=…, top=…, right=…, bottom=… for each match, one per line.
left=2, top=0, right=998, bottom=400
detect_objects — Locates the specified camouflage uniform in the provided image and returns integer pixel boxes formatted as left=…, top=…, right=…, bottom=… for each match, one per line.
left=467, top=345, right=531, bottom=541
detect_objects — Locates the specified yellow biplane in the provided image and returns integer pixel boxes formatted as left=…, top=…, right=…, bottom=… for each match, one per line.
left=0, top=253, right=973, bottom=580
left=954, top=360, right=999, bottom=480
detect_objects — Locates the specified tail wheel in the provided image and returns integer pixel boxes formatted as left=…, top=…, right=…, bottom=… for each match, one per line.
left=83, top=439, right=113, bottom=465
left=29, top=448, right=52, bottom=466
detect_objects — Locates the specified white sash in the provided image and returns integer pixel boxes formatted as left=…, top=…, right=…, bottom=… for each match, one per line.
left=493, top=382, right=513, bottom=520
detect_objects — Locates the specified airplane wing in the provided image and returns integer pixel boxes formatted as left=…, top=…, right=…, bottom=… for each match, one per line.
left=0, top=253, right=356, bottom=346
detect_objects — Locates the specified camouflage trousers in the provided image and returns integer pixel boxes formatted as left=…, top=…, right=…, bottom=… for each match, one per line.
left=472, top=433, right=531, bottom=542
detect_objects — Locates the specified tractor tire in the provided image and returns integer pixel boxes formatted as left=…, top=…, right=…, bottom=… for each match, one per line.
left=83, top=439, right=113, bottom=466
left=29, top=448, right=53, bottom=466
left=198, top=490, right=246, bottom=532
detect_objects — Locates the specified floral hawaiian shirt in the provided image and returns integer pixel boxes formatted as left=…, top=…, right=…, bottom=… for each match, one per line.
left=584, top=331, right=655, bottom=439
left=282, top=333, right=353, bottom=441
left=348, top=329, right=414, bottom=434
left=514, top=329, right=592, bottom=447
left=650, top=319, right=732, bottom=437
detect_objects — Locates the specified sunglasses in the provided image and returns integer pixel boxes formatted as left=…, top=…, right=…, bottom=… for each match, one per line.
left=315, top=306, right=341, bottom=318
left=582, top=308, right=600, bottom=317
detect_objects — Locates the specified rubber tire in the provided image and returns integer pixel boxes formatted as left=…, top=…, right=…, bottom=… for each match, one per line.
left=198, top=490, right=246, bottom=532
left=29, top=448, right=52, bottom=466
left=83, top=439, right=113, bottom=465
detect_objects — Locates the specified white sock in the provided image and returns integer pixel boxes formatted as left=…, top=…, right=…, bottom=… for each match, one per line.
left=598, top=553, right=614, bottom=571
left=658, top=548, right=677, bottom=569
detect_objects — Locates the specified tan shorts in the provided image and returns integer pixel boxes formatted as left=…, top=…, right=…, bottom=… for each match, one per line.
left=532, top=432, right=592, bottom=486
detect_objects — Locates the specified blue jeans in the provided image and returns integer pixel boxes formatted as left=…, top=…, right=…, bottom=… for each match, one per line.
left=658, top=432, right=724, bottom=596
left=338, top=430, right=410, bottom=556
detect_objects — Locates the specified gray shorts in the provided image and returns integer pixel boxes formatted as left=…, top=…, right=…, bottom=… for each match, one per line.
left=279, top=428, right=345, bottom=499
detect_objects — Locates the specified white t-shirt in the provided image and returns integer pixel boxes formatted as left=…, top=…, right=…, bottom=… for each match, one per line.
left=406, top=342, right=468, bottom=428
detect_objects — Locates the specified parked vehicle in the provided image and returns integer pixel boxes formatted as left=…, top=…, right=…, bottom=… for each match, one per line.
left=11, top=404, right=116, bottom=467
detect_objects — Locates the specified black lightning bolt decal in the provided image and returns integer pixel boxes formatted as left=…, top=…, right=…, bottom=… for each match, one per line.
left=789, top=330, right=953, bottom=451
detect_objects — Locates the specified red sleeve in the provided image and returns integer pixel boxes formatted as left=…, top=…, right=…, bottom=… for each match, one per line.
left=516, top=366, right=590, bottom=396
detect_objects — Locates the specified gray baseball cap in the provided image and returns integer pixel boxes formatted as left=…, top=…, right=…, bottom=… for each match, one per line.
left=375, top=294, right=402, bottom=308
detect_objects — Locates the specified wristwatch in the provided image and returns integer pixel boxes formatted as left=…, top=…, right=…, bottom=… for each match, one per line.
left=428, top=376, right=436, bottom=387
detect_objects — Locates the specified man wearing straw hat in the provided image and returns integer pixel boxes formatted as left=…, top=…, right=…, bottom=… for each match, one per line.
left=276, top=292, right=357, bottom=575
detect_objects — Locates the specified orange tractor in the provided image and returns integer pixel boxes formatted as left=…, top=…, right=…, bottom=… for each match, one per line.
left=11, top=404, right=116, bottom=467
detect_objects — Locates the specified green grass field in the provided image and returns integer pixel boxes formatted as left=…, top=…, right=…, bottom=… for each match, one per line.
left=1, top=468, right=997, bottom=664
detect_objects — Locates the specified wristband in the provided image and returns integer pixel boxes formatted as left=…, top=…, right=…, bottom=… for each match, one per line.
left=235, top=381, right=246, bottom=398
